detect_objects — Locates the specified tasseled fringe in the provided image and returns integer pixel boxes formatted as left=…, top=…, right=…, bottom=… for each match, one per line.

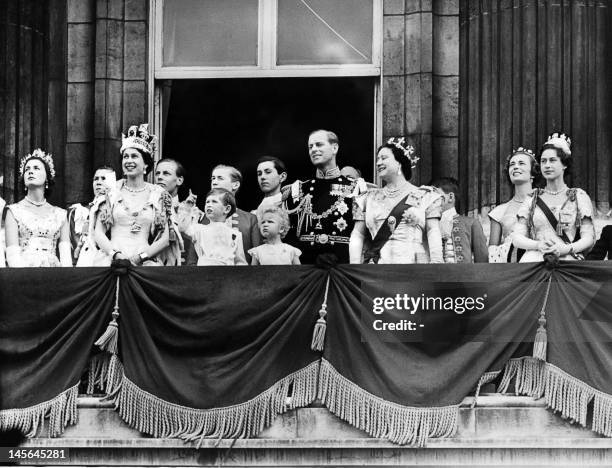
left=311, top=275, right=331, bottom=352
left=86, top=353, right=111, bottom=394
left=95, top=276, right=121, bottom=354
left=0, top=384, right=78, bottom=438
left=533, top=274, right=553, bottom=361
left=317, top=359, right=458, bottom=447
left=471, top=370, right=501, bottom=408
left=109, top=360, right=319, bottom=447
left=497, top=357, right=612, bottom=437
left=497, top=357, right=546, bottom=398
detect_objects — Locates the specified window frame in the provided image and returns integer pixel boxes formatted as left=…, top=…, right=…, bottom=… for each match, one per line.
left=152, top=0, right=382, bottom=79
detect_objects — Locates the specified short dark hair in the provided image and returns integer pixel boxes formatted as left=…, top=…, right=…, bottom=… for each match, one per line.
left=157, top=158, right=185, bottom=178
left=309, top=129, right=339, bottom=146
left=206, top=188, right=236, bottom=217
left=21, top=156, right=55, bottom=196
left=96, top=165, right=115, bottom=174
left=120, top=147, right=154, bottom=175
left=539, top=143, right=572, bottom=178
left=257, top=156, right=287, bottom=175
left=431, top=177, right=460, bottom=198
left=376, top=143, right=412, bottom=181
left=503, top=150, right=540, bottom=185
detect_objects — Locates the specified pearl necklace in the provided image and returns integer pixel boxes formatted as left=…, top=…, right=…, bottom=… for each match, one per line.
left=123, top=184, right=147, bottom=193
left=383, top=182, right=408, bottom=198
left=543, top=186, right=567, bottom=196
left=25, top=196, right=46, bottom=207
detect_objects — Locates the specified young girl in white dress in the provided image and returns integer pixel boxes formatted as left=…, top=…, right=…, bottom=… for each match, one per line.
left=249, top=206, right=301, bottom=265
left=186, top=188, right=247, bottom=266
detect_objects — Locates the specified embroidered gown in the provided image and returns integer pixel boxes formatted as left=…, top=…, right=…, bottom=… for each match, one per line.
left=488, top=199, right=525, bottom=263
left=354, top=185, right=443, bottom=264
left=8, top=203, right=67, bottom=267
left=514, top=188, right=594, bottom=262
left=95, top=181, right=181, bottom=266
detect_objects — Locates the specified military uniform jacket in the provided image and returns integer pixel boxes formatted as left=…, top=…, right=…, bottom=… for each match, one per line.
left=441, top=213, right=488, bottom=263
left=285, top=174, right=365, bottom=264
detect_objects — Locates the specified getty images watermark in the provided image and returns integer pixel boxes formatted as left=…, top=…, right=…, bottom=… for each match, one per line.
left=359, top=281, right=500, bottom=343
left=371, top=293, right=488, bottom=331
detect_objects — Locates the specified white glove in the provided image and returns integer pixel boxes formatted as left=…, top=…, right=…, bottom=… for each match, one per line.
left=6, top=245, right=25, bottom=267
left=59, top=241, right=72, bottom=267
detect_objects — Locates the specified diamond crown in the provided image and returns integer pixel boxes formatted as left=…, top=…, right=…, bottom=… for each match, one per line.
left=387, top=137, right=419, bottom=168
left=19, top=149, right=56, bottom=180
left=120, top=123, right=157, bottom=156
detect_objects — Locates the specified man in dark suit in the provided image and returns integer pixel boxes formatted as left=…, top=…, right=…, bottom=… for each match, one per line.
left=186, top=164, right=261, bottom=265
left=587, top=225, right=612, bottom=260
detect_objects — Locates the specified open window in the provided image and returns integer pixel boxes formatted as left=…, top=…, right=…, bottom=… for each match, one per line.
left=149, top=0, right=382, bottom=208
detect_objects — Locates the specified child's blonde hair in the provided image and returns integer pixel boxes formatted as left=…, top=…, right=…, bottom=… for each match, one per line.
left=258, top=206, right=290, bottom=239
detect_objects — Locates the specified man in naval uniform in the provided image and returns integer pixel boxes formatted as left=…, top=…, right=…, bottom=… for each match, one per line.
left=284, top=129, right=367, bottom=264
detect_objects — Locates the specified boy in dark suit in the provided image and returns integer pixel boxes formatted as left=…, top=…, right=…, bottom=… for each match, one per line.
left=432, top=177, right=488, bottom=263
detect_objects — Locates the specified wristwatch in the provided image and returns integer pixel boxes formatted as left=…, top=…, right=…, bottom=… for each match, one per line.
left=139, top=252, right=150, bottom=263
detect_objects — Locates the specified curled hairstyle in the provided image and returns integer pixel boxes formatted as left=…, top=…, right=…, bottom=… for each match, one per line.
left=504, top=149, right=540, bottom=185
left=259, top=205, right=291, bottom=239
left=121, top=147, right=154, bottom=175
left=157, top=158, right=185, bottom=178
left=206, top=188, right=236, bottom=217
left=377, top=143, right=412, bottom=181
left=539, top=143, right=572, bottom=178
left=21, top=156, right=55, bottom=196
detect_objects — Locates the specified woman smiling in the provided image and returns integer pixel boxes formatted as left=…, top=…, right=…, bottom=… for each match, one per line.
left=93, top=124, right=182, bottom=266
left=512, top=132, right=595, bottom=262
left=488, top=147, right=539, bottom=262
left=349, top=138, right=443, bottom=264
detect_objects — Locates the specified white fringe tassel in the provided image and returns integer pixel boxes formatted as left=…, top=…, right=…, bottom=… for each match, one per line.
left=497, top=356, right=612, bottom=437
left=471, top=370, right=501, bottom=408
left=0, top=384, right=79, bottom=437
left=317, top=359, right=458, bottom=447
left=108, top=359, right=320, bottom=447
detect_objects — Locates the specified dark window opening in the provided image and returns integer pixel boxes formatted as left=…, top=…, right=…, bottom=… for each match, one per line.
left=163, top=77, right=375, bottom=211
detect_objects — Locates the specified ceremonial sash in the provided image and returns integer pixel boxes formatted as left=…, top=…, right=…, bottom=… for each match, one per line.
left=535, top=195, right=582, bottom=259
left=363, top=194, right=410, bottom=264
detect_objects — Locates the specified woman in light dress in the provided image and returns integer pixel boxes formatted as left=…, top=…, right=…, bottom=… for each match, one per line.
left=349, top=139, right=443, bottom=264
left=488, top=147, right=539, bottom=262
left=93, top=124, right=181, bottom=266
left=513, top=132, right=594, bottom=262
left=5, top=149, right=71, bottom=267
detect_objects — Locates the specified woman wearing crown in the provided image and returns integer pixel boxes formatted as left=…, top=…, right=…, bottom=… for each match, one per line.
left=488, top=147, right=539, bottom=262
left=512, top=132, right=595, bottom=262
left=4, top=149, right=72, bottom=267
left=349, top=139, right=443, bottom=264
left=92, top=124, right=182, bottom=266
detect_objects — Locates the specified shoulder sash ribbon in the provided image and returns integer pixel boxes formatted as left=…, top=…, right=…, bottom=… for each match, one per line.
left=363, top=193, right=410, bottom=264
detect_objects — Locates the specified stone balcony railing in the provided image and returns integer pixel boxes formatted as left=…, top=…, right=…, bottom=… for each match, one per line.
left=21, top=394, right=612, bottom=467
